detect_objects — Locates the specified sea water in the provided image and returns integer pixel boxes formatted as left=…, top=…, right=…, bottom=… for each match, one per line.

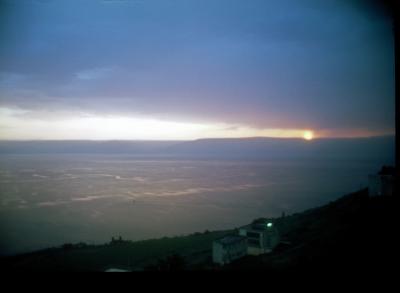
left=0, top=154, right=391, bottom=255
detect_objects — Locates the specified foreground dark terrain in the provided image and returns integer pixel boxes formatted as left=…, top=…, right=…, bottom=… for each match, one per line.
left=0, top=186, right=397, bottom=273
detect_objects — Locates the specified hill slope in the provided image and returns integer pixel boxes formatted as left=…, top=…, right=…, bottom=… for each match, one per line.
left=0, top=188, right=397, bottom=273
left=224, top=189, right=397, bottom=274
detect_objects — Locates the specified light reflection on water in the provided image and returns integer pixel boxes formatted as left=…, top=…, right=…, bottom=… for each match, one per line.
left=0, top=154, right=391, bottom=255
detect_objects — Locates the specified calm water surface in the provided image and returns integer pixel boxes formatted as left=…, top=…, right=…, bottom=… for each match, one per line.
left=0, top=154, right=390, bottom=255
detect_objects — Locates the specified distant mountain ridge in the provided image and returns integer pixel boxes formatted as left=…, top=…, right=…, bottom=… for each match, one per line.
left=0, top=140, right=180, bottom=155
left=166, top=136, right=394, bottom=158
left=0, top=136, right=394, bottom=161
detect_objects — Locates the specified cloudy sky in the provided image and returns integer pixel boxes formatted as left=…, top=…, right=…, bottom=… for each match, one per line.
left=0, top=0, right=395, bottom=140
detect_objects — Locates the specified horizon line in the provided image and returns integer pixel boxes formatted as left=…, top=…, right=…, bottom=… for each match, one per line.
left=0, top=134, right=395, bottom=142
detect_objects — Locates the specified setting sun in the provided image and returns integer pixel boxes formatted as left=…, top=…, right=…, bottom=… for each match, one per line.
left=303, top=130, right=314, bottom=140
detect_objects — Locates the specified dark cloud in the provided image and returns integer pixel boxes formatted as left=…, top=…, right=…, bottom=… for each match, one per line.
left=0, top=0, right=394, bottom=133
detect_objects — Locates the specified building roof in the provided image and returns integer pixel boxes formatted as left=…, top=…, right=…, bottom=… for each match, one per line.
left=215, top=235, right=246, bottom=246
left=104, top=268, right=131, bottom=272
left=240, top=219, right=275, bottom=232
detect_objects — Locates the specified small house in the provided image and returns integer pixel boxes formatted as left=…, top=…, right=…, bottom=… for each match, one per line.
left=212, top=235, right=247, bottom=265
left=239, top=219, right=280, bottom=255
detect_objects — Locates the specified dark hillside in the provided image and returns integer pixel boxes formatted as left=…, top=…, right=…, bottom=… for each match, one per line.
left=224, top=189, right=397, bottom=276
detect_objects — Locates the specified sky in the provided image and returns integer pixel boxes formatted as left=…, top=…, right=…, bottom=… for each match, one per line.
left=0, top=0, right=395, bottom=140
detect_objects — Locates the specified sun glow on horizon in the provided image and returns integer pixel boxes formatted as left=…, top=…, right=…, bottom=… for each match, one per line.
left=1, top=107, right=392, bottom=140
left=303, top=130, right=314, bottom=140
left=0, top=108, right=321, bottom=140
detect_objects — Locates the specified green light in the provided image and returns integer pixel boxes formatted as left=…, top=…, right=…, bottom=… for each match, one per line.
left=267, top=223, right=273, bottom=227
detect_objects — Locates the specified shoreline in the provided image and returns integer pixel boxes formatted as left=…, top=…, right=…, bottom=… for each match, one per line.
left=2, top=187, right=395, bottom=272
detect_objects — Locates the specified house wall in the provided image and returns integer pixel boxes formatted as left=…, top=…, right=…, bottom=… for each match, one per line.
left=212, top=239, right=247, bottom=265
left=240, top=226, right=280, bottom=255
left=212, top=242, right=224, bottom=264
left=239, top=228, right=247, bottom=237
left=263, top=229, right=280, bottom=250
left=247, top=246, right=264, bottom=255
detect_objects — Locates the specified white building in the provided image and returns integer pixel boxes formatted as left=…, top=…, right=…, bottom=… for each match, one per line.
left=104, top=268, right=131, bottom=272
left=212, top=235, right=247, bottom=265
left=368, top=166, right=395, bottom=197
left=239, top=219, right=280, bottom=256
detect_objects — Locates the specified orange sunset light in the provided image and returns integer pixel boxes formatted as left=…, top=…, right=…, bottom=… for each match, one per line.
left=303, top=130, right=314, bottom=140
